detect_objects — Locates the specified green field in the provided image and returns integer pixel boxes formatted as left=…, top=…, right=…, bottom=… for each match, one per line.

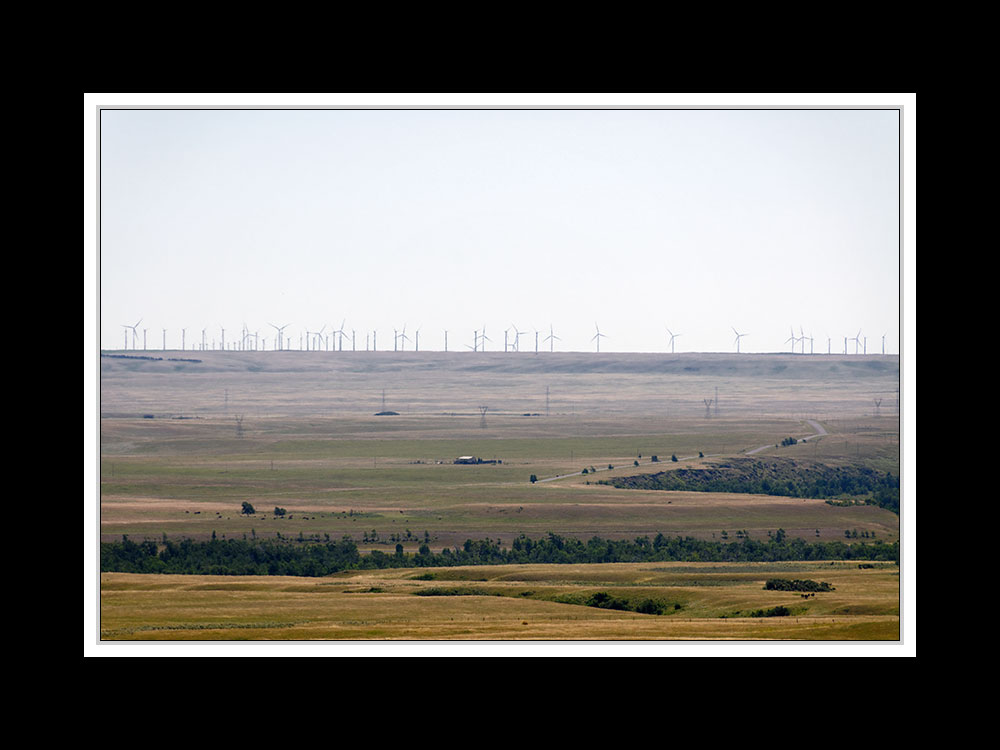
left=95, top=350, right=903, bottom=643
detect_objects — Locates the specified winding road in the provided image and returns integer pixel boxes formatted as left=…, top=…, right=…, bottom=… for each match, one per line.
left=745, top=419, right=828, bottom=455
left=536, top=419, right=829, bottom=483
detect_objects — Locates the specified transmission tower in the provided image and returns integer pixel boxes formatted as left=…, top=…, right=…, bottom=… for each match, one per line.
left=479, top=406, right=489, bottom=429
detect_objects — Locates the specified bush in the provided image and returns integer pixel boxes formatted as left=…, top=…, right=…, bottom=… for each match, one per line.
left=764, top=578, right=834, bottom=592
left=748, top=606, right=791, bottom=618
left=241, top=501, right=255, bottom=515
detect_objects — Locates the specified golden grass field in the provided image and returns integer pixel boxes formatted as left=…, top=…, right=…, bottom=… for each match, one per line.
left=95, top=350, right=904, bottom=645
left=100, top=561, right=899, bottom=642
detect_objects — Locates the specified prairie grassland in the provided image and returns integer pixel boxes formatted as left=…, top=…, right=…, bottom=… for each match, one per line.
left=97, top=351, right=902, bottom=642
left=99, top=352, right=900, bottom=548
left=99, top=561, right=900, bottom=641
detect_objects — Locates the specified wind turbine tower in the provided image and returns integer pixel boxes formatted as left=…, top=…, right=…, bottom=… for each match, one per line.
left=122, top=319, right=141, bottom=350
left=516, top=324, right=525, bottom=352
left=784, top=326, right=797, bottom=354
left=667, top=328, right=681, bottom=354
left=732, top=328, right=747, bottom=353
left=592, top=323, right=607, bottom=353
left=544, top=324, right=560, bottom=353
left=268, top=322, right=288, bottom=351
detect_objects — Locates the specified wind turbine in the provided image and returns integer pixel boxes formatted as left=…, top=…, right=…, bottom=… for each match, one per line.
left=784, top=326, right=797, bottom=354
left=480, top=326, right=491, bottom=352
left=506, top=323, right=526, bottom=352
left=852, top=328, right=862, bottom=355
left=667, top=328, right=681, bottom=354
left=335, top=319, right=346, bottom=351
left=268, top=322, right=288, bottom=351
left=305, top=325, right=324, bottom=351
left=592, top=323, right=607, bottom=353
left=398, top=324, right=411, bottom=351
left=122, top=318, right=141, bottom=350
left=732, top=327, right=748, bottom=353
left=544, top=324, right=560, bottom=353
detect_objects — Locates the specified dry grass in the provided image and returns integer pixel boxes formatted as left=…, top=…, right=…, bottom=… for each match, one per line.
left=96, top=351, right=901, bottom=642
left=99, top=561, right=900, bottom=642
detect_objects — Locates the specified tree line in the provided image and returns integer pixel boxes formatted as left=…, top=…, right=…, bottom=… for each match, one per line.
left=602, top=462, right=900, bottom=514
left=101, top=531, right=899, bottom=577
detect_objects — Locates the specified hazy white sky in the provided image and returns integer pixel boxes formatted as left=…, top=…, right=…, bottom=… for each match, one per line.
left=94, top=97, right=905, bottom=354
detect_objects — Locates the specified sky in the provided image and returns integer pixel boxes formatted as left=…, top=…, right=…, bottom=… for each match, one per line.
left=91, top=95, right=908, bottom=355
